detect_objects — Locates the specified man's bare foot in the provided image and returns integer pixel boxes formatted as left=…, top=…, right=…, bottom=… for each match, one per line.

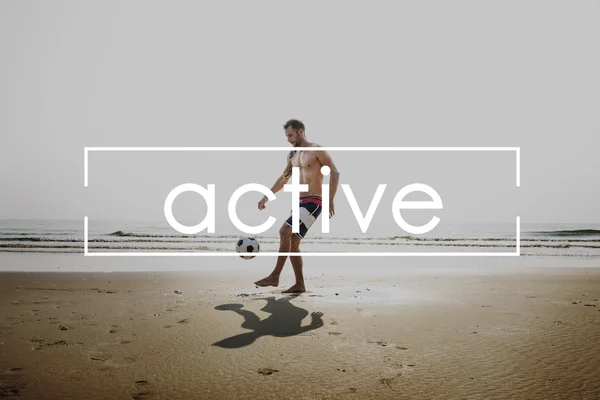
left=254, top=276, right=279, bottom=287
left=282, top=283, right=306, bottom=293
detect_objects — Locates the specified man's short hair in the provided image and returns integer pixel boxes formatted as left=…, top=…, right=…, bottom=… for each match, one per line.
left=283, top=119, right=305, bottom=132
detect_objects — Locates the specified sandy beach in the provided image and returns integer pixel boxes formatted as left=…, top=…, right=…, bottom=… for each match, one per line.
left=1, top=255, right=599, bottom=399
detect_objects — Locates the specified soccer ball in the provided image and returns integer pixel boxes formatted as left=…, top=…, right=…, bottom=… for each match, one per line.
left=236, top=237, right=260, bottom=259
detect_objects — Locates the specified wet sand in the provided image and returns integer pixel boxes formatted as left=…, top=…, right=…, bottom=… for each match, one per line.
left=1, top=260, right=600, bottom=399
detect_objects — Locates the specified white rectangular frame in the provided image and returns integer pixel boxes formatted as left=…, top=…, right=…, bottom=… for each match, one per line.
left=84, top=147, right=520, bottom=257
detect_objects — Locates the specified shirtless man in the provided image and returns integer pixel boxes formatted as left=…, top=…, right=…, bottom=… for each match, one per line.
left=254, top=119, right=340, bottom=293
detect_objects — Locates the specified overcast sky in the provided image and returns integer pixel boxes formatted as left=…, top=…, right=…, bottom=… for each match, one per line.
left=1, top=1, right=599, bottom=235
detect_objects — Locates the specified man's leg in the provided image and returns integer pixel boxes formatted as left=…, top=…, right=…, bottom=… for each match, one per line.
left=254, top=223, right=293, bottom=287
left=282, top=234, right=305, bottom=293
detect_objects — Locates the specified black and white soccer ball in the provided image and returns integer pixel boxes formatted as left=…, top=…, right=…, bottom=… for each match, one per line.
left=236, top=237, right=260, bottom=259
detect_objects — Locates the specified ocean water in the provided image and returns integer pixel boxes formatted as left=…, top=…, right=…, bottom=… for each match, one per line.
left=1, top=219, right=599, bottom=258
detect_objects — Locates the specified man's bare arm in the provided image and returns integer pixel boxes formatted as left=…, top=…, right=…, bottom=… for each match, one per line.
left=271, top=158, right=293, bottom=194
left=314, top=148, right=340, bottom=217
left=258, top=154, right=293, bottom=209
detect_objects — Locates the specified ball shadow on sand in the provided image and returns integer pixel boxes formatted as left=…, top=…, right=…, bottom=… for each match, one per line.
left=212, top=296, right=324, bottom=349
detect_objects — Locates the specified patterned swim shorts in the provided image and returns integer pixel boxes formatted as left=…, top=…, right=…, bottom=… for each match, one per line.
left=285, top=196, right=323, bottom=239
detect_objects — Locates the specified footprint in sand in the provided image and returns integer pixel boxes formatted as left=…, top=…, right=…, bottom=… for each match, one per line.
left=1, top=367, right=27, bottom=397
left=379, top=375, right=401, bottom=389
left=258, top=368, right=279, bottom=376
left=34, top=340, right=78, bottom=350
left=497, top=326, right=529, bottom=333
left=132, top=380, right=153, bottom=399
left=89, top=352, right=110, bottom=362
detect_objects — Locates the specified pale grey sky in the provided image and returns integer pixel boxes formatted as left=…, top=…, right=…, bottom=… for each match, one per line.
left=1, top=1, right=599, bottom=234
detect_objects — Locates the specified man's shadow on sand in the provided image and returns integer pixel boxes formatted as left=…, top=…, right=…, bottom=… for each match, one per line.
left=212, top=296, right=324, bottom=349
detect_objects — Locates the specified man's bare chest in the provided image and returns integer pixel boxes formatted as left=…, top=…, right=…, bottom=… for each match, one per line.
left=291, top=151, right=319, bottom=170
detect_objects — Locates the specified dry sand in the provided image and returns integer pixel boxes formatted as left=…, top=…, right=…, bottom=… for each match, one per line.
left=1, top=260, right=600, bottom=399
